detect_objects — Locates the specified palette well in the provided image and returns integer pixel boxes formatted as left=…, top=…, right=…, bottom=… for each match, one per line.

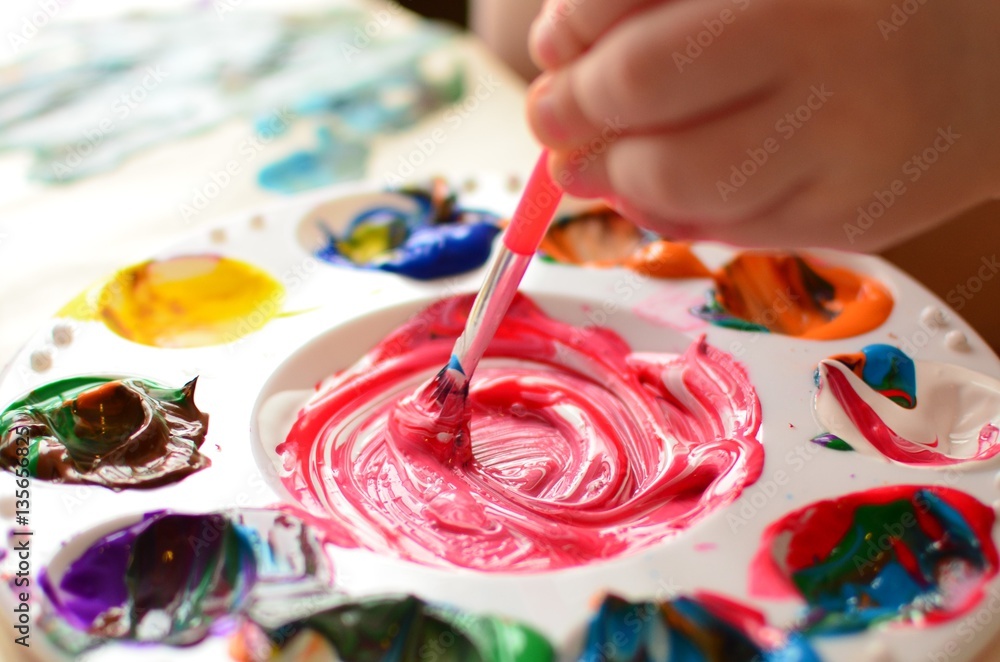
left=2, top=174, right=1000, bottom=662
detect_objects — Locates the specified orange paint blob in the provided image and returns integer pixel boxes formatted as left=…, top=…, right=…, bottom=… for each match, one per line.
left=541, top=208, right=893, bottom=340
left=703, top=253, right=894, bottom=340
left=539, top=208, right=709, bottom=278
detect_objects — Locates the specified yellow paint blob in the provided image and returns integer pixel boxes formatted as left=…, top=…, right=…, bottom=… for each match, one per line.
left=60, top=255, right=285, bottom=348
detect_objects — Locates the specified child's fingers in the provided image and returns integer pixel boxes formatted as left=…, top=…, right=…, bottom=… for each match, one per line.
left=527, top=0, right=786, bottom=149
left=529, top=0, right=664, bottom=70
left=527, top=72, right=600, bottom=148
left=548, top=94, right=820, bottom=222
left=615, top=182, right=847, bottom=249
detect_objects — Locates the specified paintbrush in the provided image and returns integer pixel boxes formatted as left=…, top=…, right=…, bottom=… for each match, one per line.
left=400, top=152, right=562, bottom=462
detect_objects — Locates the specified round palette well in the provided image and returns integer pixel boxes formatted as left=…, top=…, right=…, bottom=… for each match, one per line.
left=2, top=174, right=1000, bottom=662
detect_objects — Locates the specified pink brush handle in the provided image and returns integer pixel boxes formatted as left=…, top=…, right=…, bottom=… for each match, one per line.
left=503, top=151, right=562, bottom=255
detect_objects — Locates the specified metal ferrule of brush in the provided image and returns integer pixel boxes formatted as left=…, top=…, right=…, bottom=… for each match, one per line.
left=450, top=244, right=533, bottom=379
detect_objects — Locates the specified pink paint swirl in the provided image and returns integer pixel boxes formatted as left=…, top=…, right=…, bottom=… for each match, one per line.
left=276, top=294, right=763, bottom=572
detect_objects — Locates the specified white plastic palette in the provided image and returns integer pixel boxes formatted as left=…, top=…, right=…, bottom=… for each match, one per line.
left=2, top=174, right=999, bottom=662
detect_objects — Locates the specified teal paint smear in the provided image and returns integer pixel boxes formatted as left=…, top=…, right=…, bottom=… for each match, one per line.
left=257, top=127, right=368, bottom=194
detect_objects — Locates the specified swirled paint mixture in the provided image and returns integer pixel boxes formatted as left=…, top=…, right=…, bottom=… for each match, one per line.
left=751, top=486, right=998, bottom=633
left=277, top=294, right=762, bottom=572
left=538, top=208, right=710, bottom=279
left=581, top=593, right=820, bottom=662
left=538, top=214, right=892, bottom=340
left=59, top=255, right=285, bottom=348
left=0, top=376, right=208, bottom=488
left=693, top=253, right=893, bottom=339
left=233, top=595, right=554, bottom=662
left=813, top=344, right=1000, bottom=467
left=312, top=180, right=501, bottom=280
left=40, top=509, right=334, bottom=655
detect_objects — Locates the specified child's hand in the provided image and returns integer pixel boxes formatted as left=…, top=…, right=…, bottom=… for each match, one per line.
left=526, top=0, right=1000, bottom=249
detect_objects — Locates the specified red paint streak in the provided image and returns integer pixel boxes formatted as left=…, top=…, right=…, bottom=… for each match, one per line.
left=826, top=368, right=1000, bottom=465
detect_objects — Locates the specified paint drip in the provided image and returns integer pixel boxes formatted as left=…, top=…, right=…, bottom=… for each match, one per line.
left=580, top=593, right=820, bottom=661
left=538, top=207, right=710, bottom=279
left=276, top=293, right=762, bottom=571
left=693, top=253, right=893, bottom=339
left=312, top=179, right=501, bottom=280
left=0, top=376, right=209, bottom=488
left=232, top=595, right=555, bottom=662
left=40, top=509, right=334, bottom=654
left=59, top=255, right=285, bottom=348
left=750, top=485, right=998, bottom=633
left=813, top=344, right=1000, bottom=467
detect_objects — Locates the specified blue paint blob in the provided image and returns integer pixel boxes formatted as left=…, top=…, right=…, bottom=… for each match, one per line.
left=580, top=594, right=821, bottom=662
left=314, top=183, right=501, bottom=280
left=446, top=354, right=465, bottom=375
left=857, top=344, right=917, bottom=408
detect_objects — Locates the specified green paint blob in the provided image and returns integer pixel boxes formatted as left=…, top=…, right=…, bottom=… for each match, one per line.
left=0, top=376, right=209, bottom=488
left=263, top=596, right=554, bottom=662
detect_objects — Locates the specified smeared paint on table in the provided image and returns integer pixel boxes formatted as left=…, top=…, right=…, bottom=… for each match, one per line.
left=1, top=11, right=461, bottom=185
